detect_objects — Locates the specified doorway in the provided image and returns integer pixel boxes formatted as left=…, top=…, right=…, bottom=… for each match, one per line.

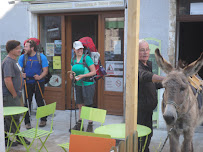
left=179, top=22, right=203, bottom=78
left=65, top=12, right=125, bottom=115
left=65, top=15, right=98, bottom=109
left=41, top=11, right=125, bottom=114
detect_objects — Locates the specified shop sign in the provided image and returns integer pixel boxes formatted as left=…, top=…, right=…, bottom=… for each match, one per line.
left=29, top=0, right=124, bottom=13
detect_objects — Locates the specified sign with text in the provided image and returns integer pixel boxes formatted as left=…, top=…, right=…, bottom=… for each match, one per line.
left=105, top=77, right=123, bottom=92
left=106, top=61, right=123, bottom=76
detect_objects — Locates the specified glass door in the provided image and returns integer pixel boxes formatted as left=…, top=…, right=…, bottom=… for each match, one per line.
left=98, top=13, right=124, bottom=115
left=104, top=17, right=124, bottom=93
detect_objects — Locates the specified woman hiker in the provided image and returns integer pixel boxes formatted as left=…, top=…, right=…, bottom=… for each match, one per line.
left=69, top=40, right=96, bottom=132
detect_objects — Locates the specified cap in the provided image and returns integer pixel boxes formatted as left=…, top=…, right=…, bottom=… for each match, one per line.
left=73, top=41, right=84, bottom=50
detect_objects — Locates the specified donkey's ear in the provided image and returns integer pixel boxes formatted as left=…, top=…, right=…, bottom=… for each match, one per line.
left=183, top=52, right=203, bottom=77
left=155, top=48, right=173, bottom=74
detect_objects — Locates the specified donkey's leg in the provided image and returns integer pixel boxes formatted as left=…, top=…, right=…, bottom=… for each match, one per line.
left=169, top=131, right=181, bottom=152
left=181, top=130, right=194, bottom=152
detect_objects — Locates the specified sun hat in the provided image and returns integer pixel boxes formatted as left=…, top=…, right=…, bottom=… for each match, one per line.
left=73, top=41, right=84, bottom=50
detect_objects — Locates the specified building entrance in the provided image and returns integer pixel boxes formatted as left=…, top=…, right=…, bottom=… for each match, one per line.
left=179, top=22, right=203, bottom=78
left=65, top=15, right=98, bottom=109
left=40, top=11, right=125, bottom=115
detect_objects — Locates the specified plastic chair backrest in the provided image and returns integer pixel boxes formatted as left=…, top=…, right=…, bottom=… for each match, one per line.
left=80, top=106, right=107, bottom=131
left=71, top=130, right=111, bottom=138
left=35, top=102, right=56, bottom=133
left=69, top=134, right=116, bottom=152
left=36, top=102, right=56, bottom=119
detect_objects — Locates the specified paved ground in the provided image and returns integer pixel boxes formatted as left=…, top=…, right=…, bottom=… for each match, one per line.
left=7, top=110, right=203, bottom=152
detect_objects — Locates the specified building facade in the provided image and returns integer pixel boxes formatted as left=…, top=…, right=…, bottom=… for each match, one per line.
left=3, top=0, right=195, bottom=129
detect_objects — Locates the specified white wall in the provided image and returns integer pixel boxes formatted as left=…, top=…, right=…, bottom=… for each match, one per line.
left=139, top=0, right=171, bottom=129
left=0, top=1, right=30, bottom=46
left=0, top=1, right=31, bottom=149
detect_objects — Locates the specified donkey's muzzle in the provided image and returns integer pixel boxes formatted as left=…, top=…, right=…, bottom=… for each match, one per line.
left=163, top=114, right=175, bottom=125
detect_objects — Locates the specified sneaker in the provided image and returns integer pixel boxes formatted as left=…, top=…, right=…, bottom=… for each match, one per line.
left=72, top=120, right=84, bottom=131
left=5, top=138, right=18, bottom=147
left=86, top=122, right=93, bottom=132
left=25, top=123, right=32, bottom=130
left=39, top=121, right=46, bottom=127
left=16, top=136, right=30, bottom=145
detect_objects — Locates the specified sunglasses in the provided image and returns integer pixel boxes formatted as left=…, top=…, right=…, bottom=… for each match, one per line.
left=26, top=40, right=35, bottom=45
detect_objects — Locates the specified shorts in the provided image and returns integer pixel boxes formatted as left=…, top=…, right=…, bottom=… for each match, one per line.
left=75, top=84, right=95, bottom=106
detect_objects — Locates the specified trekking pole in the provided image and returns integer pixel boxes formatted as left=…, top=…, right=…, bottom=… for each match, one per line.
left=71, top=73, right=77, bottom=125
left=73, top=81, right=77, bottom=125
left=36, top=81, right=46, bottom=105
left=67, top=71, right=76, bottom=133
left=24, top=79, right=31, bottom=124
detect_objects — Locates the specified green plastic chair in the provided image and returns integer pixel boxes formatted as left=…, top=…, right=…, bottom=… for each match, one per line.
left=16, top=102, right=56, bottom=152
left=79, top=106, right=107, bottom=131
left=58, top=130, right=111, bottom=152
left=58, top=106, right=107, bottom=151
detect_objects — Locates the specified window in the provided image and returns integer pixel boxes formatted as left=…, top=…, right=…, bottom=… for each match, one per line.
left=104, top=17, right=124, bottom=92
left=178, top=0, right=203, bottom=15
left=40, top=16, right=62, bottom=87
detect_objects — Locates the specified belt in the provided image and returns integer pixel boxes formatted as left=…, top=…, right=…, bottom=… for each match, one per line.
left=25, top=77, right=35, bottom=80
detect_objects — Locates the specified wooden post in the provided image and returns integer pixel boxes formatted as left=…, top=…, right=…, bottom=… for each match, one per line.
left=126, top=0, right=140, bottom=151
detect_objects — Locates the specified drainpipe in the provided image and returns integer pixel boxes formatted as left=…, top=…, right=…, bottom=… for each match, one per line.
left=168, top=0, right=177, bottom=66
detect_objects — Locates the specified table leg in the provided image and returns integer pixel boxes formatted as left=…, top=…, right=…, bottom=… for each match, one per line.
left=5, top=112, right=27, bottom=152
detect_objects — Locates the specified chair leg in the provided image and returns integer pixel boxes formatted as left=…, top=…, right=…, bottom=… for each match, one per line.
left=61, top=147, right=68, bottom=152
left=18, top=136, right=34, bottom=152
left=38, top=134, right=50, bottom=152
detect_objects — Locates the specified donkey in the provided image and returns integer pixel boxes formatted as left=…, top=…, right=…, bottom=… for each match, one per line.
left=155, top=49, right=203, bottom=152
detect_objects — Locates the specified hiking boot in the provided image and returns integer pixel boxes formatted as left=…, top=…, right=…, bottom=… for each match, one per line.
left=39, top=121, right=46, bottom=127
left=86, top=122, right=93, bottom=132
left=25, top=123, right=32, bottom=130
left=72, top=120, right=84, bottom=131
left=16, top=136, right=30, bottom=145
left=5, top=138, right=18, bottom=147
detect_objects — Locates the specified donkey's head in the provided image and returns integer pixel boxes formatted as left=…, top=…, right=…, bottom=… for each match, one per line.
left=155, top=49, right=203, bottom=125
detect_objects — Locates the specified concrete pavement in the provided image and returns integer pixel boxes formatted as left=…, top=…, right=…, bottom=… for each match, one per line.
left=8, top=110, right=203, bottom=152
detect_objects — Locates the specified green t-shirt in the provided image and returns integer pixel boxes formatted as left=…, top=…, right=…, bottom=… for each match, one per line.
left=71, top=54, right=94, bottom=86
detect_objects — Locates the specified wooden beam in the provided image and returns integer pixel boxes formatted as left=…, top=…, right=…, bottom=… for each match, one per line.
left=126, top=0, right=140, bottom=151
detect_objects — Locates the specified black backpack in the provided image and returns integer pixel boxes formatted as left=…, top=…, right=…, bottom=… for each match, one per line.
left=23, top=52, right=52, bottom=84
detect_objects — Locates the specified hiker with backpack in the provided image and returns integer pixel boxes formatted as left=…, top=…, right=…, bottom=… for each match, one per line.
left=18, top=39, right=49, bottom=129
left=70, top=40, right=96, bottom=132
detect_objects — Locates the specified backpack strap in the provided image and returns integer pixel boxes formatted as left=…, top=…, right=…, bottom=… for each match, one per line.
left=71, top=56, right=76, bottom=66
left=23, top=54, right=28, bottom=73
left=83, top=54, right=90, bottom=72
left=36, top=51, right=41, bottom=65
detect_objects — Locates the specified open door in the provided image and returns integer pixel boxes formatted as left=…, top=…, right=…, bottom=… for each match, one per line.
left=65, top=15, right=98, bottom=109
